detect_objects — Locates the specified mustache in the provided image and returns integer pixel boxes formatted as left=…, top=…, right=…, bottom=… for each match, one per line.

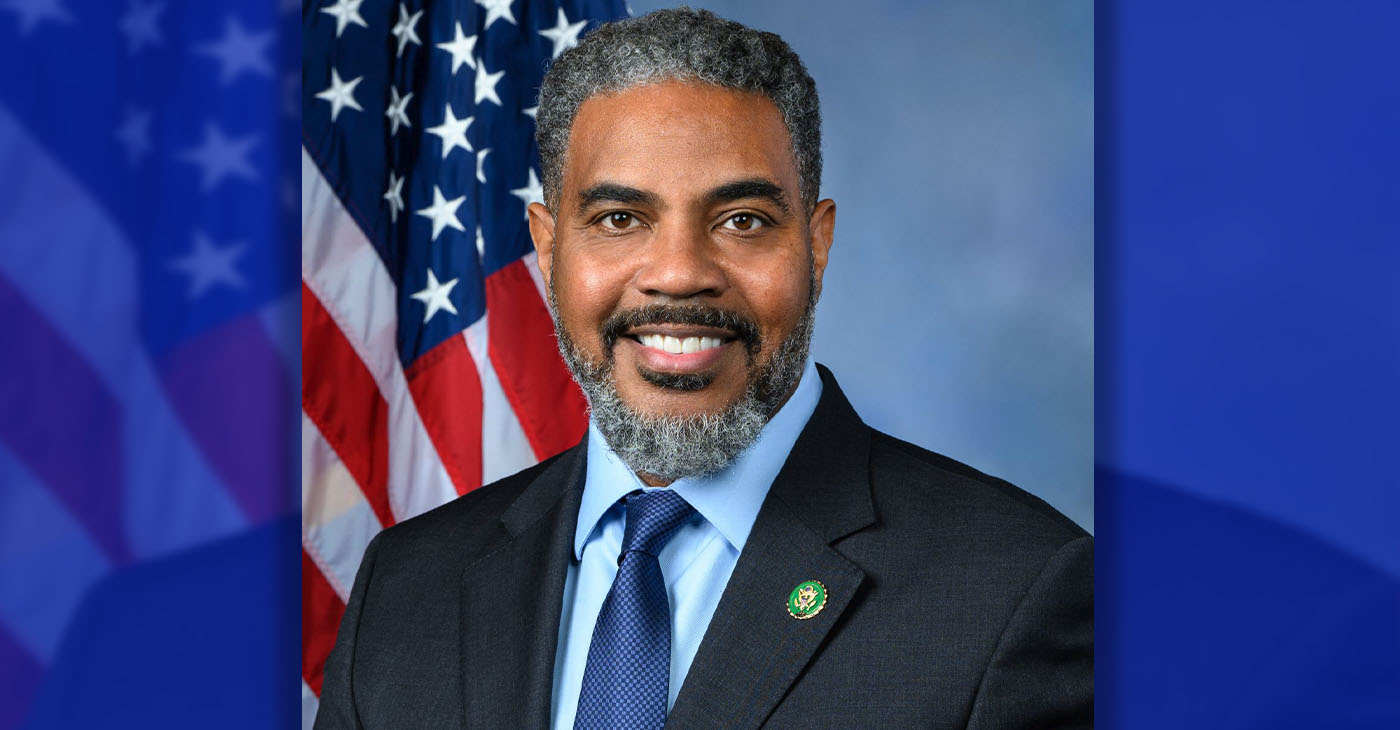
left=600, top=304, right=762, bottom=357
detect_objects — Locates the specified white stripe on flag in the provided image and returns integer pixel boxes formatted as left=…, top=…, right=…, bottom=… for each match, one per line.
left=302, top=413, right=381, bottom=601
left=302, top=679, right=321, bottom=730
left=301, top=148, right=457, bottom=521
left=462, top=318, right=539, bottom=485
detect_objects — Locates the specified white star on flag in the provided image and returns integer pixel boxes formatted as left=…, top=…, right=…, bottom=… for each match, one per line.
left=538, top=8, right=586, bottom=59
left=196, top=17, right=274, bottom=84
left=316, top=68, right=363, bottom=122
left=426, top=103, right=473, bottom=158
left=385, top=86, right=412, bottom=136
left=476, top=148, right=491, bottom=184
left=298, top=0, right=630, bottom=696
left=390, top=3, right=422, bottom=58
left=115, top=107, right=152, bottom=166
left=416, top=185, right=466, bottom=240
left=179, top=123, right=259, bottom=190
left=474, top=61, right=504, bottom=107
left=383, top=171, right=405, bottom=222
left=118, top=0, right=163, bottom=53
left=3, top=0, right=71, bottom=35
left=521, top=105, right=537, bottom=119
left=436, top=22, right=476, bottom=74
left=510, top=168, right=544, bottom=219
left=169, top=231, right=247, bottom=299
left=319, top=0, right=367, bottom=38
left=411, top=268, right=460, bottom=323
left=474, top=0, right=515, bottom=29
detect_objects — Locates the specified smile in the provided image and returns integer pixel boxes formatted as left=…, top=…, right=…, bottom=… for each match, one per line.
left=618, top=324, right=738, bottom=375
left=635, top=334, right=726, bottom=354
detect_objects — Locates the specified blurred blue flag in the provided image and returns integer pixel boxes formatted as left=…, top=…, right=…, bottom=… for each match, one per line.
left=1099, top=0, right=1400, bottom=727
left=0, top=1, right=298, bottom=727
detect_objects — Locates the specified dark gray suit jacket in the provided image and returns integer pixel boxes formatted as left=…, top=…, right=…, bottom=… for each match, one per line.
left=314, top=366, right=1093, bottom=729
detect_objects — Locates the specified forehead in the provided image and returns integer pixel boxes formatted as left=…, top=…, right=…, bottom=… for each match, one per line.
left=563, top=81, right=798, bottom=201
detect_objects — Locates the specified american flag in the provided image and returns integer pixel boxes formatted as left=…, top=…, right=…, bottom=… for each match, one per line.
left=301, top=0, right=625, bottom=724
left=0, top=0, right=298, bottom=727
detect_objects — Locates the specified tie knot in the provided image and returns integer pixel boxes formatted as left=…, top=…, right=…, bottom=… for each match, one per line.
left=620, top=489, right=695, bottom=558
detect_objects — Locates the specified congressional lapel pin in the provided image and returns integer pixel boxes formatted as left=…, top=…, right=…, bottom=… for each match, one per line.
left=787, top=580, right=828, bottom=620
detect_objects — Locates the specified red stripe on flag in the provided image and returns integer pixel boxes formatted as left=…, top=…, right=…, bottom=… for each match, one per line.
left=0, top=276, right=129, bottom=563
left=484, top=259, right=587, bottom=460
left=404, top=334, right=483, bottom=496
left=302, top=284, right=394, bottom=527
left=302, top=549, right=346, bottom=696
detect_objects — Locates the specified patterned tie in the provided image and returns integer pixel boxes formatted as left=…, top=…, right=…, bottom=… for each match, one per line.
left=574, top=489, right=697, bottom=730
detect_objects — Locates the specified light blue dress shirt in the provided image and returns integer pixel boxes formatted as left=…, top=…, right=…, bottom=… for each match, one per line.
left=550, top=359, right=823, bottom=729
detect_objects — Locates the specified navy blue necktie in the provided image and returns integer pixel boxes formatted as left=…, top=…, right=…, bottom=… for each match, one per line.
left=574, top=489, right=696, bottom=730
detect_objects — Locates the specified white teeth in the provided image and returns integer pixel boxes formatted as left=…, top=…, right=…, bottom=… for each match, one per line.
left=637, top=333, right=726, bottom=353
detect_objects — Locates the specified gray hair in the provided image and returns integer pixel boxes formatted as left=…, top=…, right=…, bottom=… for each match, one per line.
left=536, top=7, right=823, bottom=213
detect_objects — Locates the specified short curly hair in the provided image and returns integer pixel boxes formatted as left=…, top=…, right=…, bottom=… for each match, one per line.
left=536, top=7, right=822, bottom=213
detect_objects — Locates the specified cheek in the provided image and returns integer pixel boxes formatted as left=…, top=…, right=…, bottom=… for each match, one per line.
left=763, top=275, right=812, bottom=328
left=731, top=253, right=812, bottom=346
left=552, top=246, right=632, bottom=331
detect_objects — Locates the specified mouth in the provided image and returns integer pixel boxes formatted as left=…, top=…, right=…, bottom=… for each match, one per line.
left=624, top=325, right=737, bottom=355
left=597, top=304, right=760, bottom=387
left=618, top=324, right=738, bottom=376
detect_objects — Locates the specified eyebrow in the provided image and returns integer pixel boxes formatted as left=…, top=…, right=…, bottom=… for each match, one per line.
left=703, top=178, right=792, bottom=217
left=574, top=177, right=794, bottom=218
left=576, top=182, right=660, bottom=217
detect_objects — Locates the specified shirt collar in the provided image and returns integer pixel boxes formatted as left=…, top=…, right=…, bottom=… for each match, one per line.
left=575, top=359, right=823, bottom=560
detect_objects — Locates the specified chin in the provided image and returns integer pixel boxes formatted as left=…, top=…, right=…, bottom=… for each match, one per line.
left=620, top=380, right=743, bottom=420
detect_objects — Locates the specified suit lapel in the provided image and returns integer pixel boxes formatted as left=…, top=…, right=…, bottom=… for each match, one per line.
left=459, top=443, right=585, bottom=729
left=666, top=366, right=876, bottom=730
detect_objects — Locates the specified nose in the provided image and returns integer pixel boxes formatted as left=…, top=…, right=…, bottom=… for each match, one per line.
left=632, top=222, right=727, bottom=300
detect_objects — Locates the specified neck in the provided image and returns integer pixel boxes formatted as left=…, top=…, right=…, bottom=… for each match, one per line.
left=637, top=471, right=671, bottom=487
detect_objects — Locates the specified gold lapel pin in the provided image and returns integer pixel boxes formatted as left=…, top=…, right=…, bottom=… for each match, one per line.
left=787, top=580, right=827, bottom=620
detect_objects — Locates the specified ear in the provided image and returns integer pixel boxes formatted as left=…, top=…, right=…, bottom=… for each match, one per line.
left=807, top=198, right=836, bottom=299
left=526, top=202, right=557, bottom=289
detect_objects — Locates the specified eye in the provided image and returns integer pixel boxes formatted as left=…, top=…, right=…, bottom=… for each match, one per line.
left=721, top=213, right=766, bottom=232
left=599, top=211, right=642, bottom=231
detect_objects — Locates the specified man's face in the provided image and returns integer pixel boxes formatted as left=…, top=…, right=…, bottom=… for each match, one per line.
left=529, top=81, right=835, bottom=426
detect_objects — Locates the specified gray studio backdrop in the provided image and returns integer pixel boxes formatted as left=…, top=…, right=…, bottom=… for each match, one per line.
left=626, top=0, right=1094, bottom=531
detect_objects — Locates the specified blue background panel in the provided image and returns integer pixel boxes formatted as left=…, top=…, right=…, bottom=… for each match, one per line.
left=1100, top=0, right=1399, bottom=726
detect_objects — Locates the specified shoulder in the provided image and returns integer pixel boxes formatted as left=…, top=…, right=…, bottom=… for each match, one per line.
left=367, top=448, right=572, bottom=566
left=806, top=364, right=1087, bottom=558
left=863, top=428, right=1089, bottom=564
left=820, top=428, right=1090, bottom=637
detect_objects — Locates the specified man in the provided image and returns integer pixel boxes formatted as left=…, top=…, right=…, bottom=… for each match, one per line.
left=315, top=9, right=1091, bottom=730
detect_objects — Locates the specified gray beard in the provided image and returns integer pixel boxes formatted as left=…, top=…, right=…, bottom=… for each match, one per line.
left=550, top=278, right=816, bottom=484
